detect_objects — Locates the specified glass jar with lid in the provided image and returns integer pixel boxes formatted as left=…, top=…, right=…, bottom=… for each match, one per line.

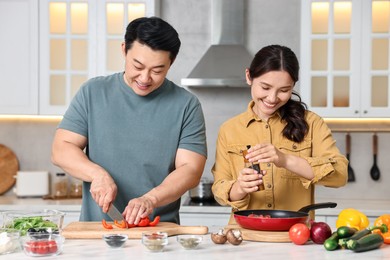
left=69, top=177, right=82, bottom=198
left=53, top=172, right=68, bottom=198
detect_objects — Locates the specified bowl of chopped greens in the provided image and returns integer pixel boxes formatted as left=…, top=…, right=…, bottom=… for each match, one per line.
left=1, top=210, right=65, bottom=236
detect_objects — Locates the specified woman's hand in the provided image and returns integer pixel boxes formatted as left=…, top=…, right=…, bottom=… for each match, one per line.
left=229, top=167, right=266, bottom=201
left=246, top=143, right=287, bottom=168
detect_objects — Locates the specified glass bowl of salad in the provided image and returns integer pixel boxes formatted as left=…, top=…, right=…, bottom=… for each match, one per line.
left=1, top=210, right=65, bottom=236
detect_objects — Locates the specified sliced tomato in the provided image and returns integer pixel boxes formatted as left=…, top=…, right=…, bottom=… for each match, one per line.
left=102, top=219, right=113, bottom=229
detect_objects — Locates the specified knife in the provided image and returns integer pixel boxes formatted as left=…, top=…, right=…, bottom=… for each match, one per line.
left=107, top=204, right=125, bottom=222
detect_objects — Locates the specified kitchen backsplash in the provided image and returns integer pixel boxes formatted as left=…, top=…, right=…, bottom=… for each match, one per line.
left=1, top=119, right=389, bottom=201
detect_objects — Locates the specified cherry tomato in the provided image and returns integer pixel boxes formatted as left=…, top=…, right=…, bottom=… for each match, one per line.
left=289, top=223, right=310, bottom=245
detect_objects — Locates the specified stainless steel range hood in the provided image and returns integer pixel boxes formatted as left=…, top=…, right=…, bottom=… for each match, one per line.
left=181, top=0, right=252, bottom=87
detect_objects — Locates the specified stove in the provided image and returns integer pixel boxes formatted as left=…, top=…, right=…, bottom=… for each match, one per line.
left=182, top=197, right=221, bottom=207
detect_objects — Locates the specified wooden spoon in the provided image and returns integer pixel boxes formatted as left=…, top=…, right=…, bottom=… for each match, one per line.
left=346, top=133, right=355, bottom=182
left=370, top=133, right=380, bottom=181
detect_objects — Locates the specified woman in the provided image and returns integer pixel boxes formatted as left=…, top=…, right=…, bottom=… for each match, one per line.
left=211, top=45, right=348, bottom=224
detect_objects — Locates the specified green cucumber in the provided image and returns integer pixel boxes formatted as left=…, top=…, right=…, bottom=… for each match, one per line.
left=339, top=228, right=371, bottom=248
left=324, top=232, right=340, bottom=251
left=346, top=233, right=384, bottom=252
left=337, top=226, right=358, bottom=239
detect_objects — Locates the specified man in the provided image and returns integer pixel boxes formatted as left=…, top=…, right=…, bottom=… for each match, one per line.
left=51, top=17, right=207, bottom=225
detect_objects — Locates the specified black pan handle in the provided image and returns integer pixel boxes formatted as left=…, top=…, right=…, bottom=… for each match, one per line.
left=298, top=202, right=337, bottom=213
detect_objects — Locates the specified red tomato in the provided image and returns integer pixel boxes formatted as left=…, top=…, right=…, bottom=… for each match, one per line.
left=46, top=241, right=58, bottom=253
left=289, top=223, right=310, bottom=245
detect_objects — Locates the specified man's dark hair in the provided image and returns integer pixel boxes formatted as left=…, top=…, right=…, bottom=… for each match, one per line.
left=124, top=17, right=181, bottom=64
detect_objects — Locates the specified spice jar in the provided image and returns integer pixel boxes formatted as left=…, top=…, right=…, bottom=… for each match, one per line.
left=54, top=173, right=68, bottom=198
left=242, top=145, right=264, bottom=191
left=69, top=177, right=82, bottom=198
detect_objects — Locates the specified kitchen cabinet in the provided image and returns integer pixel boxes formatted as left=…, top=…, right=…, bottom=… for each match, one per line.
left=0, top=0, right=39, bottom=114
left=300, top=0, right=390, bottom=117
left=0, top=0, right=158, bottom=115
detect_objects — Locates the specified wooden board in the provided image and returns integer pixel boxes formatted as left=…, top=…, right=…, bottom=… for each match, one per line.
left=224, top=224, right=291, bottom=242
left=62, top=221, right=209, bottom=239
left=0, top=144, right=19, bottom=194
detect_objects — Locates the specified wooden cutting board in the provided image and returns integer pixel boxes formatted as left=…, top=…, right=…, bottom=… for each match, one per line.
left=0, top=144, right=19, bottom=195
left=224, top=224, right=291, bottom=242
left=62, top=221, right=209, bottom=239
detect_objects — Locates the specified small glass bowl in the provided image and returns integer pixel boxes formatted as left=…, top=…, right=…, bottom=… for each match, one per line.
left=20, top=232, right=65, bottom=257
left=141, top=232, right=168, bottom=252
left=0, top=228, right=21, bottom=255
left=103, top=234, right=128, bottom=248
left=177, top=235, right=203, bottom=249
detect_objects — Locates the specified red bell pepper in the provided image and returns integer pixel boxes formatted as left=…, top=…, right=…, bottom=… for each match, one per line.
left=149, top=216, right=160, bottom=226
left=102, top=219, right=113, bottom=229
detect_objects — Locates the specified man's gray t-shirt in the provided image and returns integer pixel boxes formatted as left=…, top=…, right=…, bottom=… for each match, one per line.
left=59, top=72, right=207, bottom=223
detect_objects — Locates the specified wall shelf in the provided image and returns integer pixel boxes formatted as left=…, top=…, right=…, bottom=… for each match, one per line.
left=325, top=118, right=390, bottom=133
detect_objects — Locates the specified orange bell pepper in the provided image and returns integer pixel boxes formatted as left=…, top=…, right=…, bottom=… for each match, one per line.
left=372, top=214, right=390, bottom=244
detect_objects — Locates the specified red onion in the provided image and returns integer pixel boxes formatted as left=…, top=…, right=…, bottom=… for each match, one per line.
left=310, top=221, right=332, bottom=244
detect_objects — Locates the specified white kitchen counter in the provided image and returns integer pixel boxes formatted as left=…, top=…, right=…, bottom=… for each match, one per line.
left=3, top=233, right=390, bottom=260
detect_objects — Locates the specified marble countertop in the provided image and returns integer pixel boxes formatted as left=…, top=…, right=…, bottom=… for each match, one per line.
left=3, top=232, right=390, bottom=260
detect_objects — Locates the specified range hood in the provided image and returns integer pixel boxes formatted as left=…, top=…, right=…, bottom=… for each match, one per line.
left=181, top=0, right=252, bottom=87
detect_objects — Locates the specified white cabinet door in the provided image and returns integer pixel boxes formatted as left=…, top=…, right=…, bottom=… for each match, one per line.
left=0, top=0, right=38, bottom=114
left=300, top=0, right=390, bottom=118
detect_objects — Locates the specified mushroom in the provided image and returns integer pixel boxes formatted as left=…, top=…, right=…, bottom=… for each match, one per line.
left=226, top=229, right=243, bottom=245
left=210, top=229, right=227, bottom=244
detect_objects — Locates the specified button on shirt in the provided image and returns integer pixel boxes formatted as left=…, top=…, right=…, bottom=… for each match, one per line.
left=211, top=101, right=348, bottom=224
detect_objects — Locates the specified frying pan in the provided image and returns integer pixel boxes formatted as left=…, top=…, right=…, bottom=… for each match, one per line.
left=234, top=202, right=337, bottom=231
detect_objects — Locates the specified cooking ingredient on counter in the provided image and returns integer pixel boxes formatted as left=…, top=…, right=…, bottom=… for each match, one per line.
left=310, top=221, right=332, bottom=244
left=103, top=234, right=128, bottom=248
left=288, top=223, right=310, bottom=245
left=226, top=229, right=243, bottom=245
left=102, top=220, right=113, bottom=229
left=101, top=216, right=160, bottom=229
left=211, top=229, right=227, bottom=244
left=339, top=224, right=388, bottom=248
left=347, top=233, right=384, bottom=252
left=142, top=232, right=168, bottom=252
left=372, top=214, right=390, bottom=244
left=336, top=208, right=369, bottom=230
left=0, top=229, right=20, bottom=255
left=337, top=226, right=358, bottom=238
left=6, top=216, right=59, bottom=236
left=177, top=235, right=203, bottom=249
left=114, top=220, right=128, bottom=229
left=324, top=226, right=359, bottom=251
left=323, top=232, right=340, bottom=251
left=20, top=232, right=64, bottom=257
